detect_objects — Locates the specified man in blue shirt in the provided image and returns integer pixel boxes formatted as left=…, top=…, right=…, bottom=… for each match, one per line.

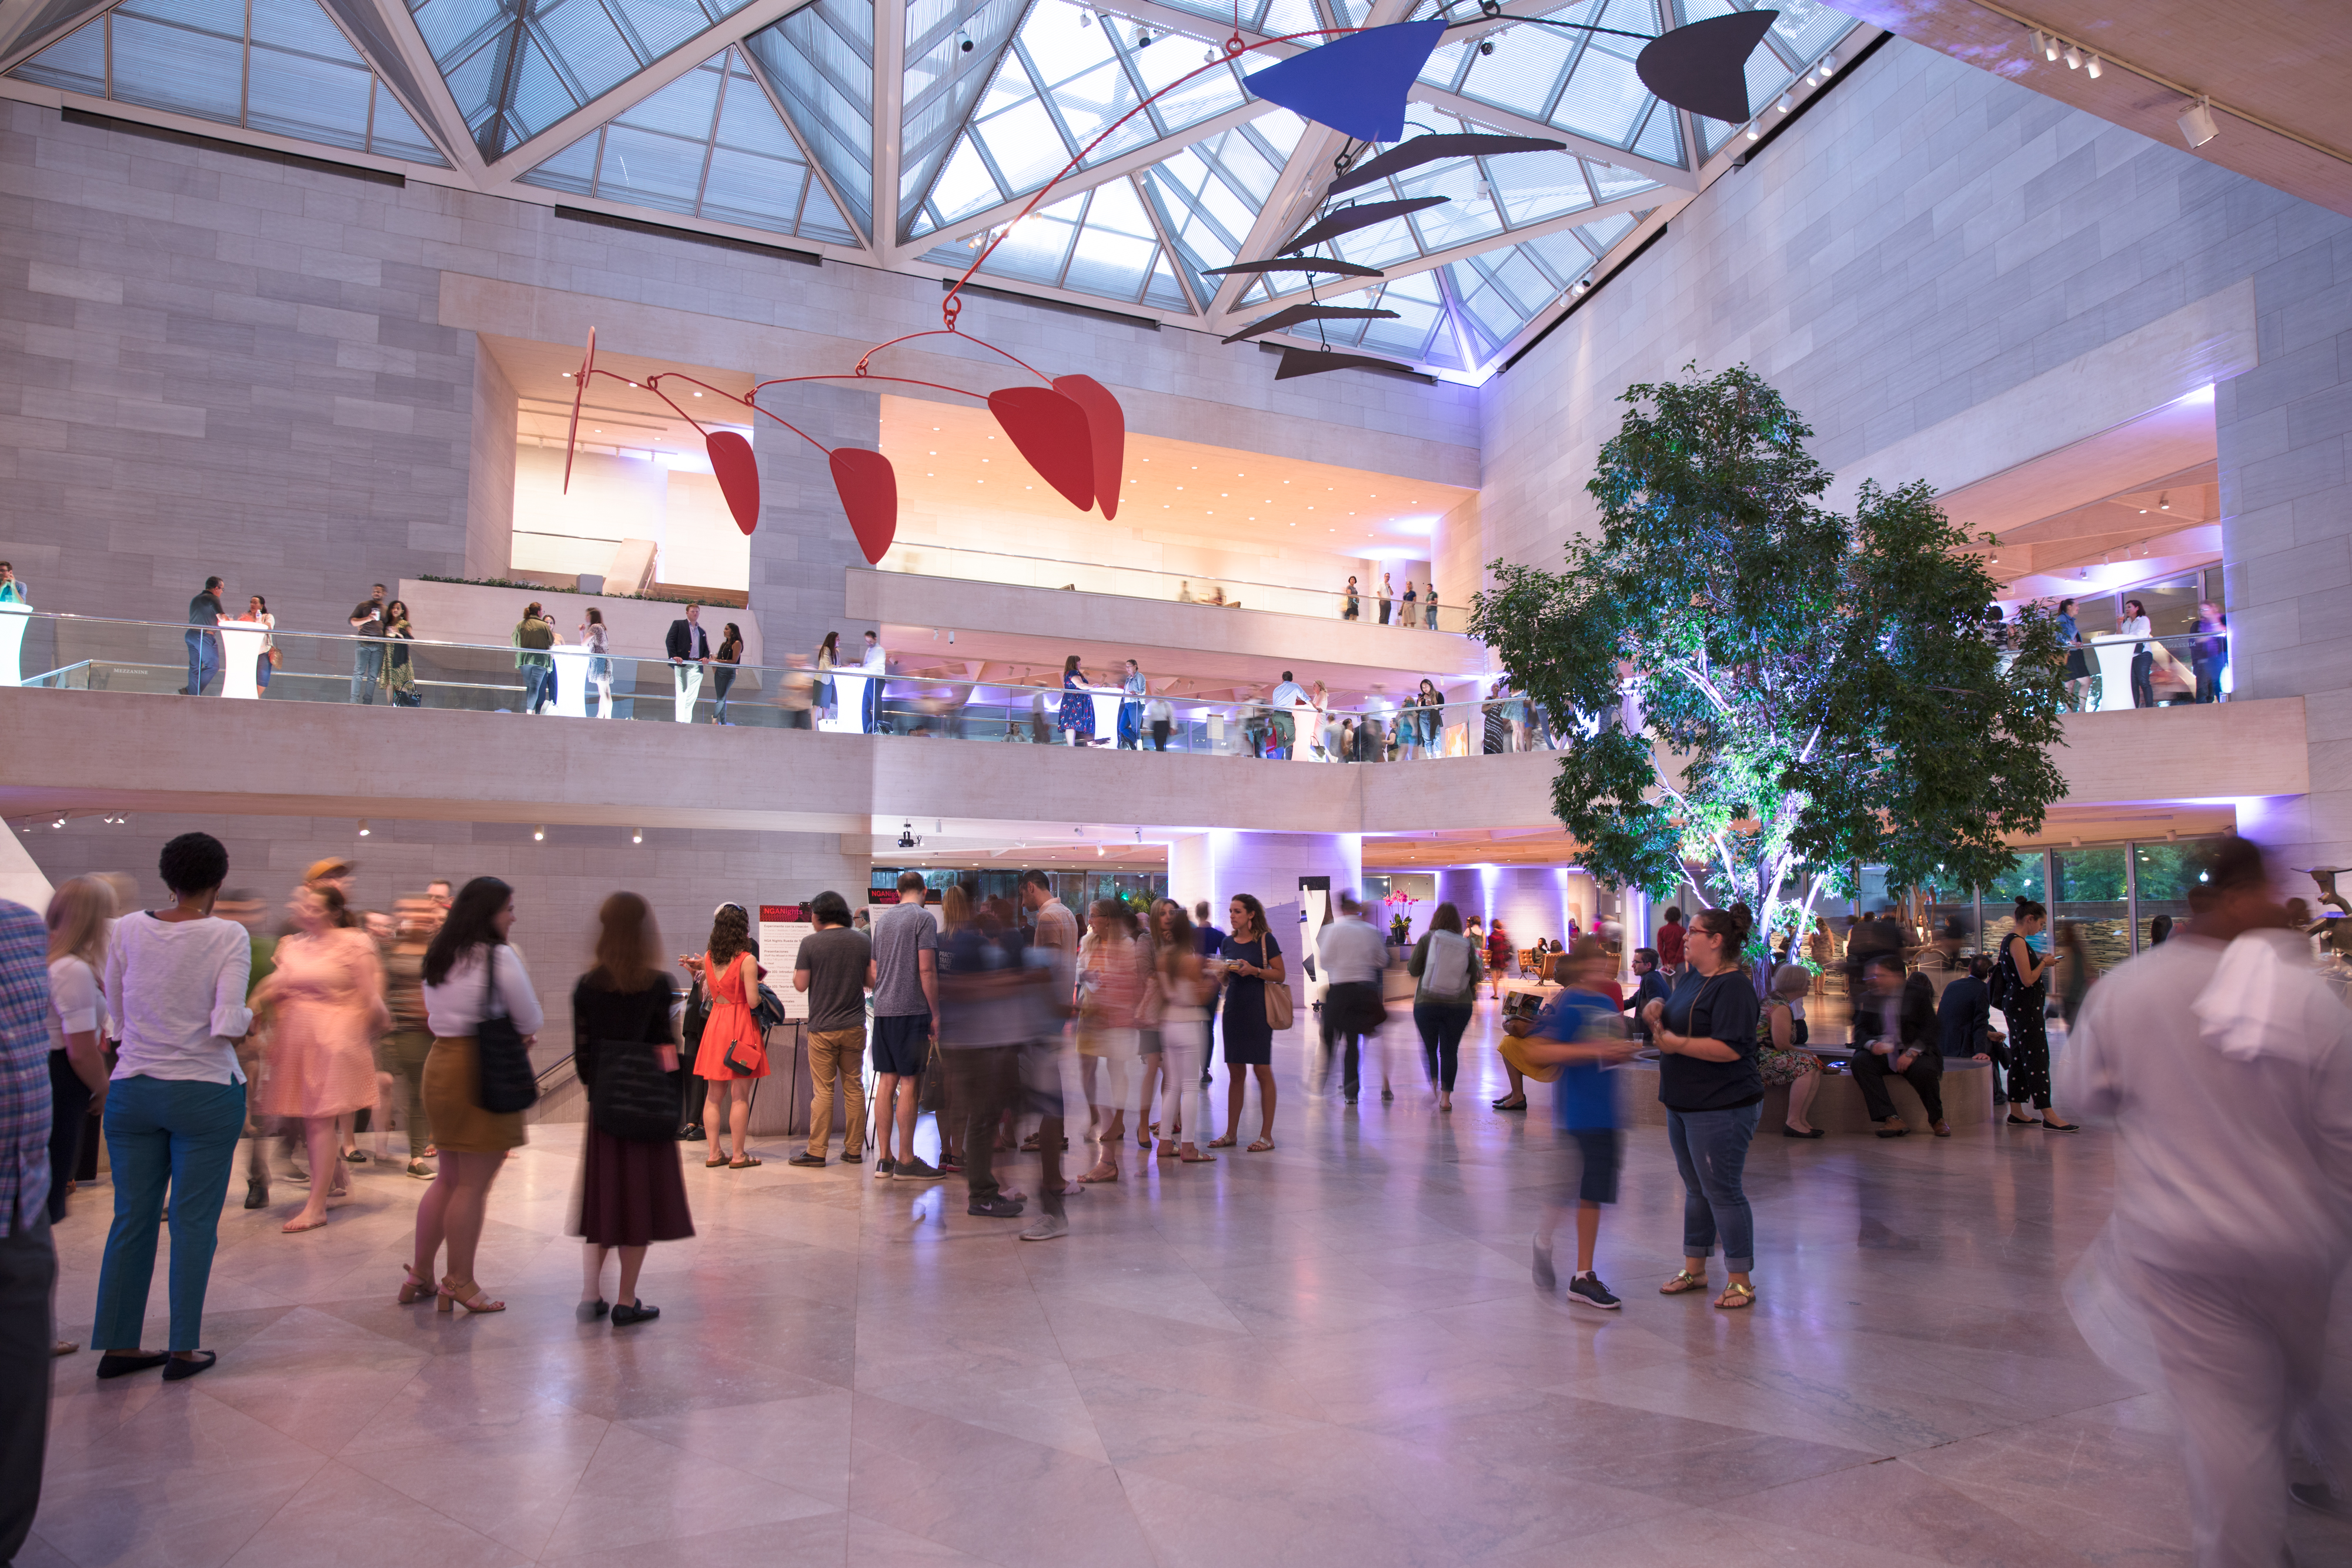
left=1267, top=670, right=1307, bottom=758
left=1504, top=939, right=1638, bottom=1309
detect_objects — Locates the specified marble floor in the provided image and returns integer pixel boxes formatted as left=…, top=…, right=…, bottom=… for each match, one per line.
left=29, top=1008, right=2352, bottom=1568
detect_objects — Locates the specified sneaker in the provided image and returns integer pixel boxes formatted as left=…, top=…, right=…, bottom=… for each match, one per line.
left=1532, top=1242, right=1557, bottom=1292
left=894, top=1157, right=947, bottom=1181
left=967, top=1196, right=1027, bottom=1218
left=787, top=1152, right=827, bottom=1168
left=1568, top=1272, right=1622, bottom=1311
left=872, top=1157, right=897, bottom=1180
left=1020, top=1212, right=1070, bottom=1241
left=840, top=1148, right=863, bottom=1164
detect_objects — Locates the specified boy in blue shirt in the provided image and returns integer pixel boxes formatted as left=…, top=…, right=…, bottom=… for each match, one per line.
left=1504, top=938, right=1639, bottom=1309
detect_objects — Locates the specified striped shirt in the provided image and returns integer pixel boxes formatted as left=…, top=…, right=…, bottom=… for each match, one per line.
left=0, top=900, right=54, bottom=1236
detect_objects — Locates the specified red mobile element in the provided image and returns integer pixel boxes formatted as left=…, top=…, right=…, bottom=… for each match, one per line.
left=707, top=429, right=760, bottom=534
left=830, top=448, right=898, bottom=564
left=1051, top=374, right=1125, bottom=520
left=988, top=387, right=1094, bottom=511
left=563, top=326, right=595, bottom=493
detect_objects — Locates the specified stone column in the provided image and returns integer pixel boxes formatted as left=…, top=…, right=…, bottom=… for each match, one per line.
left=2215, top=208, right=2352, bottom=890
left=749, top=379, right=884, bottom=667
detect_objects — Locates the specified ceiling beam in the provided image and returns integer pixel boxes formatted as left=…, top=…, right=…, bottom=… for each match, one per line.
left=0, top=0, right=107, bottom=73
left=347, top=0, right=495, bottom=185
left=475, top=0, right=819, bottom=186
left=1240, top=185, right=1662, bottom=309
left=871, top=0, right=906, bottom=265
left=928, top=96, right=1274, bottom=245
left=1404, top=83, right=1698, bottom=191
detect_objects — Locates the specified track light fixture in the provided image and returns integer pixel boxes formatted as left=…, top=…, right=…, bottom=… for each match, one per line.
left=632, top=828, right=643, bottom=844
left=2158, top=492, right=2171, bottom=510
left=2042, top=31, right=2059, bottom=62
left=533, top=825, right=545, bottom=841
left=956, top=28, right=972, bottom=51
left=1819, top=50, right=1835, bottom=71
left=1078, top=8, right=1091, bottom=23
left=1135, top=29, right=1152, bottom=46
left=1744, top=121, right=1760, bottom=141
left=2179, top=97, right=2219, bottom=148
left=2062, top=44, right=2081, bottom=69
left=2085, top=54, right=2102, bottom=78
left=357, top=819, right=370, bottom=837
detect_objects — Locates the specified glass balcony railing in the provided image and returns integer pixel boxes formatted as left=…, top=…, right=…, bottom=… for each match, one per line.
left=868, top=546, right=1468, bottom=634
left=0, top=610, right=1563, bottom=760
left=2056, top=630, right=2231, bottom=711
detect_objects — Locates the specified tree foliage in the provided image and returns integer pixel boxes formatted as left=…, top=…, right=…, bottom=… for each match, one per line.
left=1470, top=365, right=2069, bottom=941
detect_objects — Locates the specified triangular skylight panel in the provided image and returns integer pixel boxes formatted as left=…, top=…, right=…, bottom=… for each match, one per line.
left=1447, top=205, right=1646, bottom=357
left=741, top=0, right=873, bottom=240
left=917, top=175, right=1192, bottom=310
left=407, top=0, right=759, bottom=164
left=900, top=0, right=1026, bottom=239
left=11, top=0, right=449, bottom=165
left=1138, top=115, right=1303, bottom=303
left=520, top=45, right=857, bottom=245
left=1418, top=0, right=1681, bottom=161
left=903, top=1, right=1270, bottom=245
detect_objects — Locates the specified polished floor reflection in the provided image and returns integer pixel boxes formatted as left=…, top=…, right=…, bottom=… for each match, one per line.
left=32, top=1008, right=2352, bottom=1568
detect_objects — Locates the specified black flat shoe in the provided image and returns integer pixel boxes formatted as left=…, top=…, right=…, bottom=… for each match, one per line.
left=2006, top=1115, right=2043, bottom=1126
left=243, top=1179, right=268, bottom=1209
left=96, top=1352, right=168, bottom=1379
left=611, top=1300, right=659, bottom=1327
left=2040, top=1119, right=2082, bottom=1132
left=1492, top=1096, right=1526, bottom=1111
left=1782, top=1126, right=1826, bottom=1138
left=576, top=1299, right=609, bottom=1323
left=162, top=1351, right=217, bottom=1382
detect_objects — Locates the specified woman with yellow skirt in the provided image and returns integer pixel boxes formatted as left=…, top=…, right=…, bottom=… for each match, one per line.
left=406, top=877, right=543, bottom=1313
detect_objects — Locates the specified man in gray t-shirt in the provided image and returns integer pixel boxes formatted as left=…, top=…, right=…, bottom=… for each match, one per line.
left=789, top=891, right=871, bottom=1167
left=868, top=872, right=941, bottom=1180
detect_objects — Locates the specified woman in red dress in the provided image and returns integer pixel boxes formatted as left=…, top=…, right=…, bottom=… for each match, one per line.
left=691, top=905, right=769, bottom=1169
left=1486, top=920, right=1513, bottom=1000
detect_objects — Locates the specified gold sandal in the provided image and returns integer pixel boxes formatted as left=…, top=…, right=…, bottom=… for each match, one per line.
left=1659, top=1269, right=1709, bottom=1295
left=1714, top=1282, right=1757, bottom=1310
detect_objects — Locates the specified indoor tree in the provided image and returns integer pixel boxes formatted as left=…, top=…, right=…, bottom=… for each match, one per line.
left=1471, top=364, right=2069, bottom=956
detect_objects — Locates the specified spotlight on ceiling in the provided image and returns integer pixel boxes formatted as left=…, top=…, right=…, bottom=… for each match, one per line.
left=357, top=819, right=370, bottom=837
left=1478, top=38, right=1493, bottom=55
left=1776, top=92, right=1793, bottom=112
left=533, top=825, right=545, bottom=841
left=1744, top=121, right=1760, bottom=141
left=632, top=828, right=643, bottom=844
left=956, top=28, right=972, bottom=50
left=897, top=821, right=921, bottom=850
left=1078, top=8, right=1092, bottom=22
left=2041, top=32, right=2060, bottom=62
left=2179, top=98, right=2219, bottom=148
left=2062, top=44, right=2081, bottom=69
left=2085, top=54, right=2102, bottom=78
left=2158, top=492, right=2171, bottom=510
left=1135, top=29, right=1152, bottom=46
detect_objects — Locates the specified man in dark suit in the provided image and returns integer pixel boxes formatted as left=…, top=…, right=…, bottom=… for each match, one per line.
left=1936, top=952, right=2007, bottom=1104
left=665, top=604, right=709, bottom=723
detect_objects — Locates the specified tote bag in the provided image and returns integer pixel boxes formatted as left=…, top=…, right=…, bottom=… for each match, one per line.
left=475, top=951, right=539, bottom=1115
left=592, top=1032, right=681, bottom=1142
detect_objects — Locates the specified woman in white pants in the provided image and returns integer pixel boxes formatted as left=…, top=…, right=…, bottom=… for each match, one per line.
left=1152, top=901, right=1215, bottom=1162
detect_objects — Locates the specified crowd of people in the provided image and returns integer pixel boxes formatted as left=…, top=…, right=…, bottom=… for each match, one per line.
left=1338, top=572, right=1441, bottom=628
left=4, top=835, right=2346, bottom=1568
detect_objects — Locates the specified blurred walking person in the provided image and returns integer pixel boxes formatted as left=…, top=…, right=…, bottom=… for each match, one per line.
left=1317, top=891, right=1390, bottom=1104
left=1075, top=900, right=1148, bottom=1182
left=572, top=893, right=692, bottom=1328
left=382, top=897, right=440, bottom=1179
left=256, top=884, right=386, bottom=1232
left=1010, top=871, right=1078, bottom=1235
left=408, top=877, right=540, bottom=1315
left=2061, top=837, right=2352, bottom=1567
left=1152, top=901, right=1215, bottom=1161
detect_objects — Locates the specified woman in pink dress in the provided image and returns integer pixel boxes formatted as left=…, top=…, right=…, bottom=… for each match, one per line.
left=258, top=884, right=386, bottom=1233
left=690, top=905, right=769, bottom=1169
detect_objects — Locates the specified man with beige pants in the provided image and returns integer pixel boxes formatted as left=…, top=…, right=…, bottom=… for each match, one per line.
left=789, top=891, right=871, bottom=1168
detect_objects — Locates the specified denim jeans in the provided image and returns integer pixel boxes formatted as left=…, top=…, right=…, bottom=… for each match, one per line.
left=351, top=641, right=383, bottom=704
left=183, top=630, right=219, bottom=695
left=92, top=1075, right=245, bottom=1351
left=1665, top=1102, right=1760, bottom=1273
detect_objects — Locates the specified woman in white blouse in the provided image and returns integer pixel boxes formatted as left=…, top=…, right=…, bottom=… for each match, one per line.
left=2121, top=596, right=2156, bottom=709
left=407, top=877, right=542, bottom=1314
left=44, top=878, right=113, bottom=1229
left=91, top=833, right=253, bottom=1383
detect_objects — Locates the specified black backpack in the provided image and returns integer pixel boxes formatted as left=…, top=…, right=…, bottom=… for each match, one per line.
left=1988, top=938, right=2017, bottom=1009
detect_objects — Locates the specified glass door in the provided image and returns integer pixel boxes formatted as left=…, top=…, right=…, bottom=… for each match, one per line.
left=2052, top=845, right=2129, bottom=980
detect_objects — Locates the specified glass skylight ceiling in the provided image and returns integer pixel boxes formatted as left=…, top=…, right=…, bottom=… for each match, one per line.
left=15, top=0, right=1855, bottom=372
left=519, top=44, right=858, bottom=243
left=407, top=0, right=759, bottom=162
left=13, top=0, right=449, bottom=165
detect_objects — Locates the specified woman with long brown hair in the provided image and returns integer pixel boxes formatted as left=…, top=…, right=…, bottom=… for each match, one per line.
left=1211, top=892, right=1282, bottom=1152
left=573, top=893, right=692, bottom=1327
left=1152, top=900, right=1215, bottom=1161
left=409, top=877, right=541, bottom=1314
left=691, top=904, right=769, bottom=1169
left=43, top=877, right=114, bottom=1226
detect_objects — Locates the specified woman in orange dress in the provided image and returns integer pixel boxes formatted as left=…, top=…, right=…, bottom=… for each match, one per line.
left=691, top=905, right=769, bottom=1169
left=258, top=884, right=386, bottom=1233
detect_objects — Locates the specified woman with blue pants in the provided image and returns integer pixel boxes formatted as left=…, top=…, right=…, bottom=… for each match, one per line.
left=91, top=832, right=253, bottom=1381
left=1639, top=902, right=1766, bottom=1311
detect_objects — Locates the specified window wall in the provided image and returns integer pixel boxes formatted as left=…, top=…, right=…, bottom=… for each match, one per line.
left=1841, top=837, right=2220, bottom=964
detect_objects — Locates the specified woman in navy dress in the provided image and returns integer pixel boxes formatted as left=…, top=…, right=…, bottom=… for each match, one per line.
left=1058, top=655, right=1095, bottom=745
left=1211, top=892, right=1283, bottom=1153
